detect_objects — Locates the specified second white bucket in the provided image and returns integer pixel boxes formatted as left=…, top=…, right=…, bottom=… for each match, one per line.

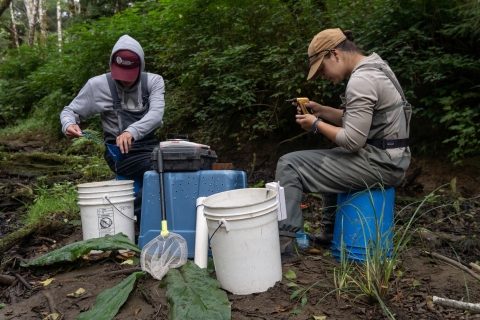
left=77, top=180, right=136, bottom=242
left=203, top=188, right=282, bottom=295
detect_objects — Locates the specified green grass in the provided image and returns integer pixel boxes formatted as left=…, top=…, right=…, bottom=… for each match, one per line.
left=25, top=182, right=80, bottom=224
left=0, top=117, right=46, bottom=137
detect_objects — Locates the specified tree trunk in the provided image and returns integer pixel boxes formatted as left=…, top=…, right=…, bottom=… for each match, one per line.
left=67, top=0, right=74, bottom=17
left=9, top=1, right=19, bottom=48
left=25, top=0, right=39, bottom=46
left=57, top=1, right=62, bottom=52
left=0, top=0, right=12, bottom=18
left=39, top=0, right=46, bottom=44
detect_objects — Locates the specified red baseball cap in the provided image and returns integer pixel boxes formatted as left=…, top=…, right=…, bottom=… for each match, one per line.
left=111, top=50, right=140, bottom=82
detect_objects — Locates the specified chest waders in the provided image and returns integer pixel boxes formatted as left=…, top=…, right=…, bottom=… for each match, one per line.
left=105, top=72, right=151, bottom=173
left=356, top=63, right=412, bottom=150
left=105, top=72, right=152, bottom=142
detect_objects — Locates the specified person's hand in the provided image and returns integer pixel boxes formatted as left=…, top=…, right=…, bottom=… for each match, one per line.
left=290, top=101, right=303, bottom=115
left=117, top=131, right=133, bottom=154
left=65, top=124, right=82, bottom=139
left=304, top=101, right=324, bottom=118
left=295, top=114, right=317, bottom=132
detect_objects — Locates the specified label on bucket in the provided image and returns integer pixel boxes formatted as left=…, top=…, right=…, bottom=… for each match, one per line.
left=98, top=208, right=115, bottom=236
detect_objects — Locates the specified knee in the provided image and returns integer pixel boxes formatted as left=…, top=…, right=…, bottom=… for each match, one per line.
left=276, top=153, right=296, bottom=170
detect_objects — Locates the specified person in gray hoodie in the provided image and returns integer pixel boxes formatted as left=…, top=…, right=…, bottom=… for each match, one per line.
left=60, top=35, right=165, bottom=223
left=277, top=28, right=411, bottom=255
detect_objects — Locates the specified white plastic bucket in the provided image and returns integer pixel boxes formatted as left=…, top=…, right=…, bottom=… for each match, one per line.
left=77, top=180, right=136, bottom=243
left=77, top=180, right=134, bottom=193
left=203, top=188, right=282, bottom=295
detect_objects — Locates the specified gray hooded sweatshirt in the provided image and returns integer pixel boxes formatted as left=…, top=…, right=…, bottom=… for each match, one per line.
left=60, top=35, right=165, bottom=142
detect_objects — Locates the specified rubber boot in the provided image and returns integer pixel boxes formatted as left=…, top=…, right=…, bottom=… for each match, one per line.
left=279, top=236, right=296, bottom=263
left=279, top=236, right=293, bottom=253
left=309, top=224, right=334, bottom=248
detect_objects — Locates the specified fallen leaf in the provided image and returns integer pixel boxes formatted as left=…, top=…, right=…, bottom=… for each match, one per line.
left=117, top=251, right=136, bottom=260
left=308, top=248, right=321, bottom=254
left=121, top=259, right=134, bottom=265
left=389, top=292, right=403, bottom=302
left=284, top=270, right=296, bottom=280
left=133, top=308, right=141, bottom=315
left=39, top=278, right=55, bottom=286
left=42, top=313, right=60, bottom=320
left=67, top=287, right=86, bottom=298
left=313, top=316, right=327, bottom=320
left=277, top=304, right=294, bottom=312
left=426, top=296, right=435, bottom=312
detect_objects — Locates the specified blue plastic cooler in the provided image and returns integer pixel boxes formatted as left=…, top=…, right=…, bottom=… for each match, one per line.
left=138, top=170, right=247, bottom=258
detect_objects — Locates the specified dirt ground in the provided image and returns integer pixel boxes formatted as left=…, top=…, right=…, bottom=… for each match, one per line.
left=1, top=137, right=480, bottom=319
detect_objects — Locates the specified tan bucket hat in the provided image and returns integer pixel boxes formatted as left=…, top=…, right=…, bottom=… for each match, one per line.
left=307, top=28, right=346, bottom=80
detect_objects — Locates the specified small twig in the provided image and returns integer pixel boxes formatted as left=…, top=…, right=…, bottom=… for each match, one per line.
left=307, top=255, right=338, bottom=266
left=432, top=296, right=480, bottom=312
left=430, top=252, right=480, bottom=281
left=248, top=153, right=256, bottom=181
left=153, top=306, right=164, bottom=319
left=0, top=274, right=16, bottom=286
left=37, top=236, right=56, bottom=244
left=276, top=132, right=309, bottom=148
left=104, top=267, right=141, bottom=277
left=43, top=291, right=57, bottom=314
left=12, top=272, right=32, bottom=290
left=469, top=262, right=480, bottom=273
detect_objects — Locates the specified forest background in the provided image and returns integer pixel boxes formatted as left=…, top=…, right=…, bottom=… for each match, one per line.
left=0, top=0, right=479, bottom=165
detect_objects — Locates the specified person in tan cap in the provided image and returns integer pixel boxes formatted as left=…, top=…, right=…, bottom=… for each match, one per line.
left=276, top=28, right=412, bottom=257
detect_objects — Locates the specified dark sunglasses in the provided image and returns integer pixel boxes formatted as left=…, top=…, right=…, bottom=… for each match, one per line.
left=304, top=49, right=335, bottom=66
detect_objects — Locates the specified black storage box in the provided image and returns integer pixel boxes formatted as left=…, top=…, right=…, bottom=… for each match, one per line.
left=151, top=140, right=218, bottom=172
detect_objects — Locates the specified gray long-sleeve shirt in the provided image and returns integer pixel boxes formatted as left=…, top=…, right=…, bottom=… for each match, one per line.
left=335, top=53, right=410, bottom=168
left=60, top=35, right=165, bottom=142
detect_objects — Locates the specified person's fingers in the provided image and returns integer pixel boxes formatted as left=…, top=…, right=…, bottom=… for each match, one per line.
left=66, top=124, right=82, bottom=139
left=117, top=132, right=133, bottom=154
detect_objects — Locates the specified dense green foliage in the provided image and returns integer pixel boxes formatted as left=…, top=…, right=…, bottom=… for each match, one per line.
left=0, top=0, right=478, bottom=161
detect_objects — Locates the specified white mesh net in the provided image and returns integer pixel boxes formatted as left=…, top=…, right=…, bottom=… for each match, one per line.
left=140, top=232, right=188, bottom=280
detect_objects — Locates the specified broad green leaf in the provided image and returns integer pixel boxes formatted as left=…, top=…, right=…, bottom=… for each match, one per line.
left=0, top=303, right=5, bottom=308
left=76, top=271, right=145, bottom=320
left=21, top=233, right=140, bottom=267
left=286, top=282, right=298, bottom=287
left=413, top=280, right=421, bottom=287
left=284, top=270, right=296, bottom=279
left=290, top=309, right=302, bottom=315
left=165, top=261, right=231, bottom=320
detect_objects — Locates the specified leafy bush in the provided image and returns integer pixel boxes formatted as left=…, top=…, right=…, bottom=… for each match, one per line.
left=0, top=0, right=479, bottom=161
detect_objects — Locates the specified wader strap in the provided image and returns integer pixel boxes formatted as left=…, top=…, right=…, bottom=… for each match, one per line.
left=141, top=72, right=149, bottom=107
left=106, top=73, right=122, bottom=110
left=366, top=138, right=409, bottom=149
left=360, top=63, right=407, bottom=102
left=106, top=72, right=149, bottom=110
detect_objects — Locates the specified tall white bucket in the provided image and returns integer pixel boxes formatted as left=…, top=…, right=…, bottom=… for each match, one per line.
left=77, top=180, right=136, bottom=242
left=203, top=188, right=282, bottom=295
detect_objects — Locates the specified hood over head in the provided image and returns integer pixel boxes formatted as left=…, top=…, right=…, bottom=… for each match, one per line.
left=110, top=35, right=145, bottom=83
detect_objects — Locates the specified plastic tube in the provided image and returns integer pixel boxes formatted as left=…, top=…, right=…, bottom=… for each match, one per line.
left=194, top=197, right=208, bottom=268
